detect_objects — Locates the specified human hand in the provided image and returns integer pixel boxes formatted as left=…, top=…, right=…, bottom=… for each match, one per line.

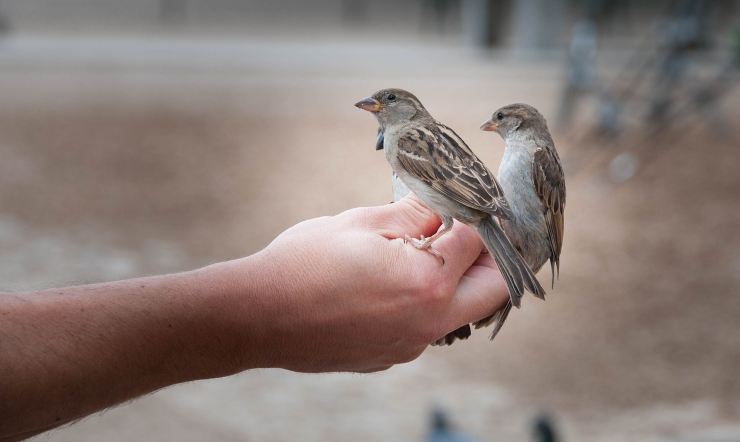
left=0, top=195, right=510, bottom=438
left=205, top=195, right=509, bottom=374
left=0, top=193, right=509, bottom=439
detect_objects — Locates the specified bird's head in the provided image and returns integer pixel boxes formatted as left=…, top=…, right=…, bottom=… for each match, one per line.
left=481, top=103, right=547, bottom=139
left=354, top=88, right=430, bottom=127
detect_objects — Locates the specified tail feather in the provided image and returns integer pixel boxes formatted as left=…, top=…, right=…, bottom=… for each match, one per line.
left=434, top=218, right=544, bottom=346
left=474, top=299, right=512, bottom=341
left=476, top=217, right=545, bottom=307
left=550, top=258, right=556, bottom=289
left=432, top=324, right=471, bottom=346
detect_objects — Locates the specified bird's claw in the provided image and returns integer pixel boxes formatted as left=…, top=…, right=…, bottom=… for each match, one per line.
left=403, top=234, right=445, bottom=265
left=403, top=234, right=424, bottom=244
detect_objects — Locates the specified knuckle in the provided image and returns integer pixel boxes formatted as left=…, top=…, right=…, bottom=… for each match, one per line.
left=406, top=270, right=432, bottom=296
left=425, top=277, right=454, bottom=304
left=406, top=273, right=454, bottom=311
left=401, top=196, right=435, bottom=220
left=338, top=206, right=376, bottom=226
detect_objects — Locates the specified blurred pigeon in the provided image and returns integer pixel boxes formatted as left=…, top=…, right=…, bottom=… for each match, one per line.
left=426, top=407, right=477, bottom=442
left=532, top=413, right=559, bottom=442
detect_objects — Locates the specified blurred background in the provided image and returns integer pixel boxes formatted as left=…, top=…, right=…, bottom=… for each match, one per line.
left=0, top=0, right=738, bottom=440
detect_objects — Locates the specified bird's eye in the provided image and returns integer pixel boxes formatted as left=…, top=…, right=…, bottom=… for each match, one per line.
left=387, top=93, right=396, bottom=101
left=496, top=112, right=504, bottom=120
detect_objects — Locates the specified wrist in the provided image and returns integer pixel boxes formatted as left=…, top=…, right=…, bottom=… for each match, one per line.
left=186, top=251, right=278, bottom=377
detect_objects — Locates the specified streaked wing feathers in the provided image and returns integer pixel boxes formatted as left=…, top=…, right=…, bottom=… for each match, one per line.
left=533, top=146, right=566, bottom=282
left=396, top=123, right=512, bottom=219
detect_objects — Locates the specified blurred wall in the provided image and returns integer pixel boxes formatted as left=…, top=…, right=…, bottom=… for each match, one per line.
left=0, top=0, right=432, bottom=35
left=0, top=0, right=737, bottom=50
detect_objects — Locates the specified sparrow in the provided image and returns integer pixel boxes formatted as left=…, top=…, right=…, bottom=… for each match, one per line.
left=355, top=89, right=545, bottom=345
left=472, top=103, right=566, bottom=343
left=379, top=126, right=464, bottom=340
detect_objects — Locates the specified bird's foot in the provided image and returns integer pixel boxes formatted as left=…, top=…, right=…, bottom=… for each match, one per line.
left=403, top=234, right=445, bottom=265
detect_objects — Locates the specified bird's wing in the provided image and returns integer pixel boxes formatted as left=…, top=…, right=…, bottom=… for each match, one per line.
left=532, top=145, right=566, bottom=284
left=396, top=123, right=512, bottom=219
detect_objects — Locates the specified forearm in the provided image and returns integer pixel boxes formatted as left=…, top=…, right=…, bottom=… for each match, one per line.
left=0, top=259, right=261, bottom=440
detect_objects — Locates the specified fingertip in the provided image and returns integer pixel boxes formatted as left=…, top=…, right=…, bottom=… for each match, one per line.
left=371, top=194, right=442, bottom=239
left=448, top=268, right=510, bottom=328
left=432, top=221, right=484, bottom=278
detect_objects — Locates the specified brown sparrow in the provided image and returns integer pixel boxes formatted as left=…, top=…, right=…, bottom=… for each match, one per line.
left=355, top=89, right=545, bottom=345
left=473, top=103, right=566, bottom=341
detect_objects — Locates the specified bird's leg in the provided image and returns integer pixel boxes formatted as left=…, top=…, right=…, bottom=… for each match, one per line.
left=403, top=217, right=453, bottom=265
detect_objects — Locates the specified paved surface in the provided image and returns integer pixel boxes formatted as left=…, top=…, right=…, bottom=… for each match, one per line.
left=0, top=35, right=738, bottom=441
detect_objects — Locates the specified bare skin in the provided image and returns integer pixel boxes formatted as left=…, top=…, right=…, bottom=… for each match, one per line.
left=0, top=195, right=508, bottom=441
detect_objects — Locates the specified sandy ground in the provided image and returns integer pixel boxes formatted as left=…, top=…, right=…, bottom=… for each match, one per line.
left=0, top=36, right=738, bottom=441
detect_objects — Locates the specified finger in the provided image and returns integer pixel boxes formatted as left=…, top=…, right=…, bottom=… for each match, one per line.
left=344, top=194, right=482, bottom=281
left=272, top=216, right=331, bottom=241
left=420, top=220, right=484, bottom=281
left=362, top=193, right=442, bottom=240
left=446, top=252, right=510, bottom=329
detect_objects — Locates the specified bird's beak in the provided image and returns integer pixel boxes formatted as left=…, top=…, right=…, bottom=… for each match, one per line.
left=354, top=97, right=382, bottom=113
left=480, top=118, right=499, bottom=132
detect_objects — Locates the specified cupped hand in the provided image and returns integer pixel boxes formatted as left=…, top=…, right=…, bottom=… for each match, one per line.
left=210, top=195, right=509, bottom=373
